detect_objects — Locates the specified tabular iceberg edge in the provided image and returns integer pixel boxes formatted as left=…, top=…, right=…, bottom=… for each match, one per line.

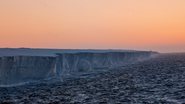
left=0, top=49, right=158, bottom=87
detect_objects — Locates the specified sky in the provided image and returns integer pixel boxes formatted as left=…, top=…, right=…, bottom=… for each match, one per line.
left=0, top=0, right=185, bottom=52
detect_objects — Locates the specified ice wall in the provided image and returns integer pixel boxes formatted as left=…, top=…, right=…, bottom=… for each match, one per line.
left=55, top=52, right=154, bottom=76
left=0, top=56, right=56, bottom=86
left=0, top=51, right=157, bottom=86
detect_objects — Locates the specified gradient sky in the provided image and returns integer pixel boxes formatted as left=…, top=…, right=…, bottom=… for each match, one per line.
left=0, top=0, right=185, bottom=52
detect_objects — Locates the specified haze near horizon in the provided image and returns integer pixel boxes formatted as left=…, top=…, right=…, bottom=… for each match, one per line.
left=0, top=0, right=185, bottom=52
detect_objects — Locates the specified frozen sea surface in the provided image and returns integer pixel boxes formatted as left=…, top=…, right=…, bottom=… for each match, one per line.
left=0, top=53, right=185, bottom=104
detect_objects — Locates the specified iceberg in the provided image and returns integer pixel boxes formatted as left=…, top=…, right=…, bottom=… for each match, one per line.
left=0, top=48, right=158, bottom=86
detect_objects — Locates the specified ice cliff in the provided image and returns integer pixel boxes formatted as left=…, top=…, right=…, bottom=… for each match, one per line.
left=0, top=56, right=56, bottom=86
left=0, top=49, right=158, bottom=86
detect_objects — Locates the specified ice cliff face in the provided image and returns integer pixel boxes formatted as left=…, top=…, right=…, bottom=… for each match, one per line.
left=55, top=52, right=154, bottom=77
left=0, top=56, right=56, bottom=86
left=0, top=51, right=157, bottom=86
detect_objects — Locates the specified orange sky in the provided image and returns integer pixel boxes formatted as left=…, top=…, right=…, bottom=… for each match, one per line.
left=0, top=0, right=185, bottom=52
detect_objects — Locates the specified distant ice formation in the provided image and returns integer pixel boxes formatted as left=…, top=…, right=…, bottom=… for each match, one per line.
left=0, top=48, right=158, bottom=87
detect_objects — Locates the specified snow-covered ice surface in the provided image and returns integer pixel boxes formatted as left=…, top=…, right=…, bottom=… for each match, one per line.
left=0, top=53, right=185, bottom=104
left=0, top=48, right=137, bottom=56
